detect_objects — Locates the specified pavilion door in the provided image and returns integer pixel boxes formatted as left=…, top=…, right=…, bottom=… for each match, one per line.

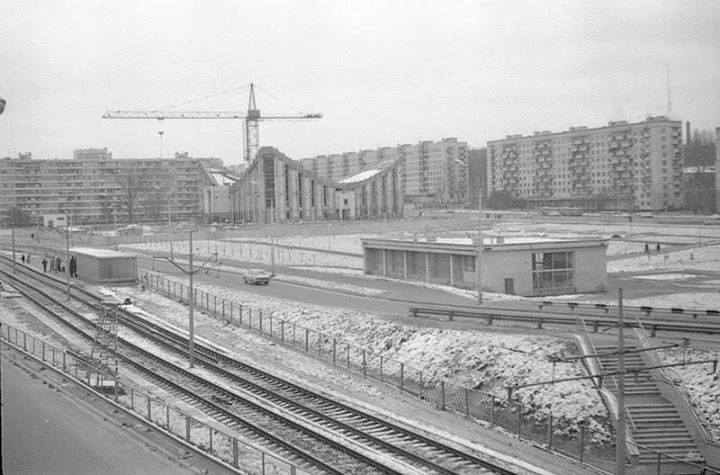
left=504, top=278, right=514, bottom=295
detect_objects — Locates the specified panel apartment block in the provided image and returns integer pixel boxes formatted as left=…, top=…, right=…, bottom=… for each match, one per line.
left=301, top=138, right=468, bottom=206
left=0, top=154, right=209, bottom=225
left=487, top=117, right=683, bottom=210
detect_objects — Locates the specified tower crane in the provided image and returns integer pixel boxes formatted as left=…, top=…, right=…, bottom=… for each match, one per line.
left=103, top=83, right=321, bottom=162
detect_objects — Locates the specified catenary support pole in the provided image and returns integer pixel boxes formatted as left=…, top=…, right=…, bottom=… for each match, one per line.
left=616, top=288, right=626, bottom=474
left=65, top=215, right=71, bottom=300
left=188, top=230, right=195, bottom=368
left=476, top=194, right=483, bottom=305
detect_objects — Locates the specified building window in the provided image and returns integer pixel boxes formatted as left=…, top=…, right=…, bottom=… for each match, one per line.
left=531, top=251, right=574, bottom=290
left=464, top=255, right=475, bottom=273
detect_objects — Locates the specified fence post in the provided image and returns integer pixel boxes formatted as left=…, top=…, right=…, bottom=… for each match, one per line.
left=41, top=340, right=45, bottom=361
left=230, top=301, right=234, bottom=322
left=516, top=402, right=522, bottom=437
left=205, top=293, right=209, bottom=312
left=400, top=363, right=404, bottom=392
left=147, top=396, right=151, bottom=419
left=209, top=428, right=213, bottom=452
left=222, top=299, right=226, bottom=320
left=214, top=295, right=217, bottom=316
left=185, top=416, right=190, bottom=441
left=62, top=352, right=66, bottom=371
left=347, top=346, right=350, bottom=368
left=305, top=329, right=309, bottom=353
left=130, top=388, right=134, bottom=410
left=547, top=414, right=553, bottom=450
left=261, top=452, right=266, bottom=475
left=165, top=405, right=170, bottom=429
left=362, top=350, right=367, bottom=378
left=23, top=332, right=27, bottom=351
left=232, top=438, right=239, bottom=468
left=490, top=395, right=495, bottom=427
left=465, top=388, right=470, bottom=417
left=579, top=424, right=585, bottom=463
left=259, top=309, right=263, bottom=333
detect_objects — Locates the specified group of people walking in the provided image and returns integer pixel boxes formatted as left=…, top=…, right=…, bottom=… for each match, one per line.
left=40, top=255, right=77, bottom=277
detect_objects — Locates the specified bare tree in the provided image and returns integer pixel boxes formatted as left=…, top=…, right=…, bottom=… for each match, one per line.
left=113, top=167, right=147, bottom=224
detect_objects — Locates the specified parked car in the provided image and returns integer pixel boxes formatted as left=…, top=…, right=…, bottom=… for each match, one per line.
left=243, top=269, right=271, bottom=285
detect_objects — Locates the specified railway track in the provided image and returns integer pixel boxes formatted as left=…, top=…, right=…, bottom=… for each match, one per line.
left=0, top=259, right=515, bottom=475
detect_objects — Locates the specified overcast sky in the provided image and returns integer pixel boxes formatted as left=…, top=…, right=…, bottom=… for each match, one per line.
left=2, top=0, right=719, bottom=165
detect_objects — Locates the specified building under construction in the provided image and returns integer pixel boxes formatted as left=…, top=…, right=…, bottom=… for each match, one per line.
left=231, top=147, right=403, bottom=223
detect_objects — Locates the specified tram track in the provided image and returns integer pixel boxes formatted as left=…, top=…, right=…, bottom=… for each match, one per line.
left=0, top=259, right=516, bottom=475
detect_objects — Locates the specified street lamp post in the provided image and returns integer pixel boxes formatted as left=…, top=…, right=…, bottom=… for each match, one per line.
left=11, top=220, right=16, bottom=273
left=476, top=194, right=483, bottom=305
left=65, top=215, right=71, bottom=300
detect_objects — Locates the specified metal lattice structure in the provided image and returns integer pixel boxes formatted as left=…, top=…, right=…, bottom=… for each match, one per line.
left=88, top=301, right=120, bottom=394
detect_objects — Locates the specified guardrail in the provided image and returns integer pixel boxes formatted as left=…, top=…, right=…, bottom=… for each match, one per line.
left=538, top=300, right=720, bottom=320
left=409, top=306, right=720, bottom=336
left=0, top=322, right=308, bottom=475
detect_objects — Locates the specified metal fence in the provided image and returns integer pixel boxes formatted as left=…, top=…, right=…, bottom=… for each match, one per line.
left=142, top=269, right=616, bottom=467
left=0, top=322, right=308, bottom=475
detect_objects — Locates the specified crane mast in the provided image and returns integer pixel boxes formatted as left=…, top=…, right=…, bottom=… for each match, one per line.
left=103, top=83, right=321, bottom=162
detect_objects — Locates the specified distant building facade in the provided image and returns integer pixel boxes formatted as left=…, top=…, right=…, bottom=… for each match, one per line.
left=231, top=147, right=403, bottom=223
left=73, top=148, right=112, bottom=161
left=0, top=152, right=218, bottom=225
left=301, top=138, right=468, bottom=206
left=487, top=116, right=684, bottom=211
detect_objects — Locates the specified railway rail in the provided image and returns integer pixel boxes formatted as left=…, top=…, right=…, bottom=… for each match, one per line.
left=0, top=258, right=515, bottom=475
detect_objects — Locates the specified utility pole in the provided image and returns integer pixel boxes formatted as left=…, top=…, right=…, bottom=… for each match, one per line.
left=158, top=230, right=217, bottom=369
left=188, top=230, right=194, bottom=368
left=11, top=221, right=16, bottom=273
left=616, top=288, right=626, bottom=475
left=65, top=215, right=71, bottom=300
left=476, top=194, right=483, bottom=305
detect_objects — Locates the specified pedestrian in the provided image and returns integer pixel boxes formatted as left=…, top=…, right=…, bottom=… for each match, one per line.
left=21, top=255, right=25, bottom=263
left=42, top=257, right=48, bottom=273
left=656, top=243, right=661, bottom=252
left=644, top=243, right=649, bottom=254
left=56, top=256, right=62, bottom=273
left=49, top=256, right=56, bottom=272
left=26, top=253, right=30, bottom=264
left=69, top=256, right=77, bottom=277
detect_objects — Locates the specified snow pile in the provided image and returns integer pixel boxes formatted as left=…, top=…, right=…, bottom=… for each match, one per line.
left=656, top=348, right=720, bottom=441
left=151, top=277, right=610, bottom=443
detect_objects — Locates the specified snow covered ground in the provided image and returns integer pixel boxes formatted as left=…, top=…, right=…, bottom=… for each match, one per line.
left=656, top=347, right=720, bottom=441
left=113, top=278, right=612, bottom=445
left=608, top=244, right=720, bottom=273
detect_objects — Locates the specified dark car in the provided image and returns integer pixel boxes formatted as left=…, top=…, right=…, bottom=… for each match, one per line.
left=243, top=269, right=271, bottom=285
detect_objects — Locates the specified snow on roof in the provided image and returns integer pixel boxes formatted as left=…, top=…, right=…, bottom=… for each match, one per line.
left=337, top=168, right=383, bottom=184
left=70, top=247, right=137, bottom=258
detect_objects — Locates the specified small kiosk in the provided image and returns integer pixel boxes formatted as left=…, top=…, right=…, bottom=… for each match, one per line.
left=70, top=247, right=137, bottom=285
